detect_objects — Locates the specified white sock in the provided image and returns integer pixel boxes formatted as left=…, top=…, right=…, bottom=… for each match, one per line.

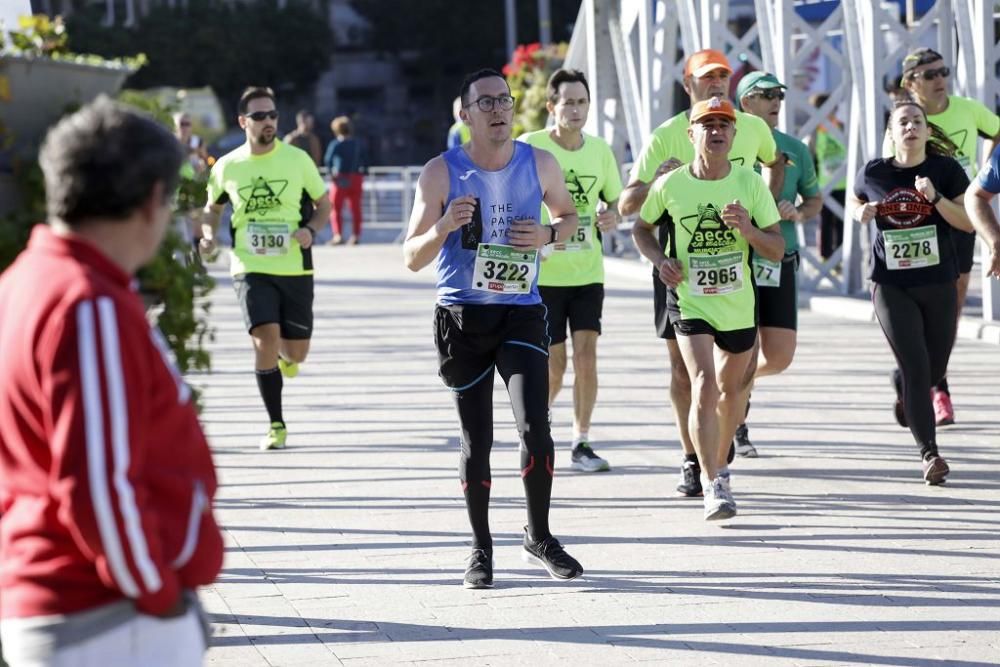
left=572, top=431, right=589, bottom=447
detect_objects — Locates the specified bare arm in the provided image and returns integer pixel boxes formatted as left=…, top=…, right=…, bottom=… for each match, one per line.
left=914, top=177, right=972, bottom=232
left=761, top=156, right=785, bottom=200
left=721, top=201, right=784, bottom=262
left=289, top=194, right=332, bottom=250
left=618, top=158, right=684, bottom=217
left=632, top=218, right=683, bottom=287
left=198, top=203, right=224, bottom=255
left=745, top=223, right=785, bottom=262
left=619, top=180, right=653, bottom=217
left=536, top=148, right=579, bottom=243
left=403, top=157, right=468, bottom=272
left=966, top=181, right=1000, bottom=246
left=797, top=193, right=824, bottom=221
left=965, top=181, right=1000, bottom=278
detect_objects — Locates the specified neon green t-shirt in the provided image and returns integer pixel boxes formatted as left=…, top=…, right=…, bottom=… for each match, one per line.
left=518, top=130, right=624, bottom=286
left=207, top=140, right=327, bottom=277
left=770, top=129, right=820, bottom=253
left=816, top=125, right=847, bottom=190
left=882, top=95, right=1000, bottom=176
left=639, top=165, right=780, bottom=331
left=630, top=109, right=778, bottom=184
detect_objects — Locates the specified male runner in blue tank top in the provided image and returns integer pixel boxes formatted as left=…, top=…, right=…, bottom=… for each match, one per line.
left=404, top=69, right=584, bottom=590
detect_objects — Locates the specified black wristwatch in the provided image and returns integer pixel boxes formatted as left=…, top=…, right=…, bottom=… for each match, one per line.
left=546, top=225, right=558, bottom=245
left=930, top=192, right=943, bottom=205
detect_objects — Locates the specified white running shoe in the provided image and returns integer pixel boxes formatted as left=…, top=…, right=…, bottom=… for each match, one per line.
left=704, top=477, right=736, bottom=521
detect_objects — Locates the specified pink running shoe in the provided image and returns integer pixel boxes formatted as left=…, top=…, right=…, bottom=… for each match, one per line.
left=932, top=389, right=955, bottom=426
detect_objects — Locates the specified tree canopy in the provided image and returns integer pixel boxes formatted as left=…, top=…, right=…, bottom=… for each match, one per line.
left=67, top=0, right=333, bottom=117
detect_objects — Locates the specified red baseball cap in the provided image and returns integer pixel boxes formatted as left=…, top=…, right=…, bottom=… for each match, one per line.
left=684, top=49, right=732, bottom=78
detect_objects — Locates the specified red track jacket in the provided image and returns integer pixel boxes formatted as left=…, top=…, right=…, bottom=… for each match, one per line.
left=0, top=226, right=223, bottom=618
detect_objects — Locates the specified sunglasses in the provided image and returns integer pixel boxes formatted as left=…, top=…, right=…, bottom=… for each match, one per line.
left=909, top=66, right=950, bottom=81
left=244, top=110, right=279, bottom=121
left=749, top=89, right=785, bottom=101
left=179, top=121, right=192, bottom=127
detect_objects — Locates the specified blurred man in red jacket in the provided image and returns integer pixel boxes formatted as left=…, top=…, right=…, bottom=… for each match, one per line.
left=0, top=96, right=223, bottom=666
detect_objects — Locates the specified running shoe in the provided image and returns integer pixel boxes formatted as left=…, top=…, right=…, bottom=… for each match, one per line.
left=734, top=423, right=757, bottom=458
left=891, top=369, right=908, bottom=428
left=521, top=528, right=583, bottom=581
left=922, top=455, right=950, bottom=485
left=718, top=467, right=732, bottom=492
left=677, top=458, right=703, bottom=497
left=278, top=357, right=299, bottom=379
left=571, top=442, right=610, bottom=472
left=463, top=548, right=494, bottom=589
left=932, top=389, right=955, bottom=426
left=260, top=422, right=287, bottom=451
left=703, top=477, right=737, bottom=521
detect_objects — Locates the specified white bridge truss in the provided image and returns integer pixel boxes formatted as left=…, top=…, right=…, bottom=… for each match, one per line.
left=566, top=0, right=1000, bottom=319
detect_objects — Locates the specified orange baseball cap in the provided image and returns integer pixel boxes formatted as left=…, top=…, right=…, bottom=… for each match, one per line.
left=684, top=49, right=732, bottom=78
left=689, top=97, right=737, bottom=124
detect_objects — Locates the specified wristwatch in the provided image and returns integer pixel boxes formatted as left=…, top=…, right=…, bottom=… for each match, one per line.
left=930, top=192, right=943, bottom=205
left=547, top=225, right=558, bottom=245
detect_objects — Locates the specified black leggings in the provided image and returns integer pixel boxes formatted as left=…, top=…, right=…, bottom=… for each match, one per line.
left=455, top=342, right=554, bottom=550
left=873, top=281, right=957, bottom=459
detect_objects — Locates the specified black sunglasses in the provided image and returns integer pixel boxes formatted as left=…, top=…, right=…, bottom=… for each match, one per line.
left=244, top=110, right=279, bottom=121
left=910, top=66, right=950, bottom=81
left=750, top=89, right=785, bottom=101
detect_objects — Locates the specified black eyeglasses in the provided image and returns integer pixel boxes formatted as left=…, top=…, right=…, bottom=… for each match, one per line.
left=910, top=66, right=950, bottom=81
left=750, top=89, right=785, bottom=101
left=244, top=110, right=279, bottom=121
left=465, top=95, right=515, bottom=112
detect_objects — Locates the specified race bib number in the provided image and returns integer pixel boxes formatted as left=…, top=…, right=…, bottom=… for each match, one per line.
left=246, top=223, right=291, bottom=256
left=688, top=252, right=745, bottom=296
left=472, top=244, right=538, bottom=294
left=752, top=256, right=782, bottom=288
left=883, top=226, right=939, bottom=270
left=554, top=216, right=593, bottom=252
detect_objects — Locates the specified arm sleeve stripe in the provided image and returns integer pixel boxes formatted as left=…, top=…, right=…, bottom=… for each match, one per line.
left=77, top=299, right=141, bottom=598
left=96, top=297, right=162, bottom=594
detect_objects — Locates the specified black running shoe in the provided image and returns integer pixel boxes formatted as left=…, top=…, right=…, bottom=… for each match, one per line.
left=677, top=458, right=703, bottom=497
left=734, top=423, right=758, bottom=458
left=521, top=528, right=583, bottom=581
left=463, top=548, right=494, bottom=589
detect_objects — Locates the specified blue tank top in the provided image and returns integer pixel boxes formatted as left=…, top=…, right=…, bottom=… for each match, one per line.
left=436, top=142, right=544, bottom=306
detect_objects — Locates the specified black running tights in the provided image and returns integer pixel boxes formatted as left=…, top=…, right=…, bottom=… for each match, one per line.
left=454, top=343, right=554, bottom=551
left=873, top=281, right=957, bottom=459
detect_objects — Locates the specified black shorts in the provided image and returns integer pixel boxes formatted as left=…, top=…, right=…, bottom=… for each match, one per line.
left=233, top=273, right=314, bottom=339
left=434, top=303, right=549, bottom=390
left=953, top=229, right=976, bottom=274
left=673, top=319, right=757, bottom=354
left=757, top=252, right=799, bottom=331
left=652, top=273, right=677, bottom=340
left=538, top=283, right=603, bottom=344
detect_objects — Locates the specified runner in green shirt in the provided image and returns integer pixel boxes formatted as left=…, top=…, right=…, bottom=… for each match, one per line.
left=619, top=48, right=785, bottom=499
left=632, top=98, right=784, bottom=521
left=519, top=69, right=623, bottom=473
left=201, top=86, right=330, bottom=451
left=733, top=72, right=824, bottom=457
left=884, top=47, right=1000, bottom=425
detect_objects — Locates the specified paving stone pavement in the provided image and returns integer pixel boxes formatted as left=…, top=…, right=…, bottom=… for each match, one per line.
left=194, top=244, right=1000, bottom=667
